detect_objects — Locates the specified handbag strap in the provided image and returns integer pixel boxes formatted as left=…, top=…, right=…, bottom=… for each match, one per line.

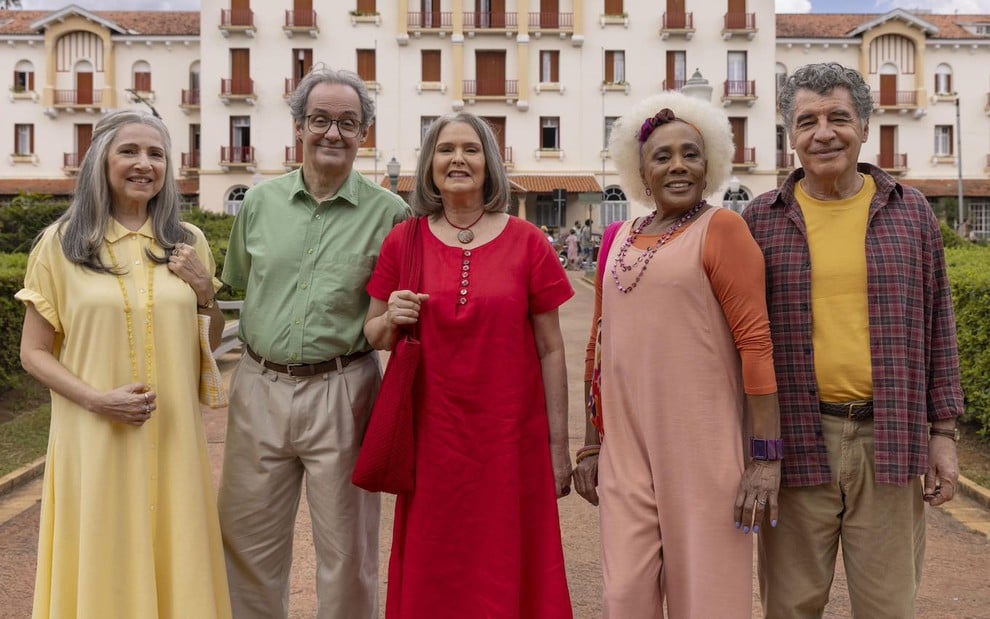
left=397, top=216, right=423, bottom=339
left=595, top=221, right=623, bottom=286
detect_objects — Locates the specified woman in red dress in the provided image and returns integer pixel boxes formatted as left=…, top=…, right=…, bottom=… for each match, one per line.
left=364, top=112, right=574, bottom=618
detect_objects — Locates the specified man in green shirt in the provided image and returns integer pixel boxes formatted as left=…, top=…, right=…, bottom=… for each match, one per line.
left=218, top=66, right=408, bottom=619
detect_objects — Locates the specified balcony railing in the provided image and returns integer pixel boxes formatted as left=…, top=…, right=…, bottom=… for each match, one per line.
left=733, top=146, right=756, bottom=166
left=54, top=89, right=101, bottom=105
left=502, top=146, right=513, bottom=164
left=285, top=145, right=303, bottom=164
left=285, top=10, right=316, bottom=28
left=221, top=78, right=255, bottom=97
left=724, top=12, right=756, bottom=30
left=527, top=12, right=574, bottom=29
left=877, top=153, right=908, bottom=169
left=181, top=151, right=200, bottom=169
left=724, top=80, right=756, bottom=98
left=662, top=12, right=694, bottom=30
left=221, top=146, right=255, bottom=165
left=776, top=152, right=794, bottom=169
left=463, top=11, right=517, bottom=29
left=63, top=153, right=81, bottom=168
left=284, top=78, right=300, bottom=97
left=871, top=90, right=918, bottom=107
left=663, top=79, right=686, bottom=91
left=220, top=8, right=254, bottom=28
left=181, top=89, right=200, bottom=106
left=407, top=11, right=452, bottom=29
left=463, top=79, right=519, bottom=98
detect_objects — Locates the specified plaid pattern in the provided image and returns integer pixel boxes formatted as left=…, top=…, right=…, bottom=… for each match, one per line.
left=743, top=164, right=963, bottom=486
left=198, top=314, right=229, bottom=409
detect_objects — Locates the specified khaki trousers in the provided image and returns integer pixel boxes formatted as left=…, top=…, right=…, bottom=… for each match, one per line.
left=218, top=352, right=382, bottom=619
left=758, top=414, right=925, bottom=618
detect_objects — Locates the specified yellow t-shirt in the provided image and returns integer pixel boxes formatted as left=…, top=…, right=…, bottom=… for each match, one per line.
left=797, top=175, right=876, bottom=402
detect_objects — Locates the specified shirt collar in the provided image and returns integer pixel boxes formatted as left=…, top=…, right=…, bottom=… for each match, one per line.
left=771, top=162, right=901, bottom=208
left=289, top=167, right=360, bottom=207
left=104, top=216, right=155, bottom=244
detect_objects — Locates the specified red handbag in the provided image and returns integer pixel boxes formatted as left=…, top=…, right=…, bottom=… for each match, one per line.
left=352, top=218, right=422, bottom=494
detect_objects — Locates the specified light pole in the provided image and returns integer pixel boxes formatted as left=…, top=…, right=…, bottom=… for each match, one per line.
left=386, top=156, right=400, bottom=194
left=726, top=176, right=744, bottom=213
left=681, top=68, right=713, bottom=102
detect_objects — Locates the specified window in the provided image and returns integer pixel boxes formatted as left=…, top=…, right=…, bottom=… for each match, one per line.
left=934, top=125, right=953, bottom=156
left=364, top=122, right=376, bottom=149
left=14, top=124, right=33, bottom=155
left=356, top=0, right=377, bottom=13
left=727, top=51, right=748, bottom=96
left=604, top=50, right=625, bottom=84
left=133, top=61, right=151, bottom=92
left=230, top=116, right=251, bottom=162
left=357, top=49, right=376, bottom=83
left=970, top=201, right=989, bottom=239
left=13, top=60, right=34, bottom=92
left=601, top=186, right=628, bottom=225
left=666, top=51, right=686, bottom=90
left=775, top=62, right=787, bottom=95
left=421, top=50, right=441, bottom=82
left=540, top=117, right=560, bottom=150
left=604, top=0, right=624, bottom=16
left=225, top=186, right=248, bottom=216
left=540, top=50, right=559, bottom=83
left=935, top=63, right=952, bottom=95
left=604, top=116, right=618, bottom=149
left=420, top=116, right=438, bottom=144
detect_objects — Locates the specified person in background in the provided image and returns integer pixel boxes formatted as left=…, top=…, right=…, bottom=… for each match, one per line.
left=572, top=92, right=780, bottom=618
left=218, top=65, right=408, bottom=619
left=743, top=62, right=963, bottom=618
left=565, top=227, right=580, bottom=270
left=364, top=112, right=574, bottom=618
left=18, top=109, right=231, bottom=618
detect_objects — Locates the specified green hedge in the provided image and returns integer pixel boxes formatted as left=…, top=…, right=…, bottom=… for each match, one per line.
left=945, top=246, right=990, bottom=433
left=0, top=253, right=28, bottom=391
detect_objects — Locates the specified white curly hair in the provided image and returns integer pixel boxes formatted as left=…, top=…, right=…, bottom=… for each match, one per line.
left=608, top=91, right=734, bottom=207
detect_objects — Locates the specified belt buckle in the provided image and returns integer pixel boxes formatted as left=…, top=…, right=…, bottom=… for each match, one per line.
left=847, top=402, right=858, bottom=419
left=284, top=363, right=306, bottom=377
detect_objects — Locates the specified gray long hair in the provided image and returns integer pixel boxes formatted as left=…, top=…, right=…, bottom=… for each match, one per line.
left=778, top=63, right=873, bottom=130
left=411, top=113, right=511, bottom=216
left=55, top=109, right=189, bottom=273
left=288, top=63, right=375, bottom=129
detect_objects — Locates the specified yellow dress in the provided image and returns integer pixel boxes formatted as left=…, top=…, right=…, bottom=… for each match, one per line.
left=16, top=219, right=232, bottom=619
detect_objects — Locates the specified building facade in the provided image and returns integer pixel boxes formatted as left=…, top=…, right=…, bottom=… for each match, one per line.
left=2, top=1, right=990, bottom=237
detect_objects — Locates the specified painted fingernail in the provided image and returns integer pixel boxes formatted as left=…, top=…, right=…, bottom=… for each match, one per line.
left=734, top=521, right=741, bottom=529
left=562, top=486, right=570, bottom=496
left=742, top=526, right=750, bottom=534
left=753, top=525, right=760, bottom=534
left=771, top=519, right=778, bottom=528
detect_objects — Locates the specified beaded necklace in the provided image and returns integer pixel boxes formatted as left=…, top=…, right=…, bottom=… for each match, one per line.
left=610, top=201, right=705, bottom=294
left=105, top=241, right=156, bottom=388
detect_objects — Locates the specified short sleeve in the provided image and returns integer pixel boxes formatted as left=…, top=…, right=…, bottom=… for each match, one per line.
left=221, top=195, right=253, bottom=290
left=366, top=218, right=409, bottom=300
left=525, top=221, right=574, bottom=315
left=15, top=226, right=63, bottom=333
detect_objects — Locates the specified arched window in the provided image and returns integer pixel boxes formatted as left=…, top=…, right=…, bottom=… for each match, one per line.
left=189, top=61, right=200, bottom=91
left=600, top=185, right=628, bottom=225
left=133, top=60, right=152, bottom=92
left=935, top=63, right=952, bottom=95
left=225, top=186, right=248, bottom=216
left=14, top=60, right=34, bottom=92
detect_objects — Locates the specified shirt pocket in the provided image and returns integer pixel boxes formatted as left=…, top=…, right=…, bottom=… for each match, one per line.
left=313, top=254, right=376, bottom=314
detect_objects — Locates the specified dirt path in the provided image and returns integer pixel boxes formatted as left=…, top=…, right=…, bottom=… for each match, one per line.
left=2, top=270, right=989, bottom=618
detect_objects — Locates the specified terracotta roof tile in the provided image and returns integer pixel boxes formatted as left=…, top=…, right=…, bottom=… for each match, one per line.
left=0, top=9, right=199, bottom=36
left=0, top=177, right=198, bottom=196
left=776, top=13, right=990, bottom=40
left=900, top=178, right=990, bottom=197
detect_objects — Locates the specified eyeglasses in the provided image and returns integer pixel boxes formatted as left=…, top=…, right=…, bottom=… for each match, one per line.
left=305, top=115, right=362, bottom=138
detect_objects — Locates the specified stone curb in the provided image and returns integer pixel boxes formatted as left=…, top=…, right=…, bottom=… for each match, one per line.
left=0, top=457, right=45, bottom=498
left=958, top=474, right=990, bottom=511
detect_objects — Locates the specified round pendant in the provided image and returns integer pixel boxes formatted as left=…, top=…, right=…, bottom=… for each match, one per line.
left=457, top=229, right=475, bottom=244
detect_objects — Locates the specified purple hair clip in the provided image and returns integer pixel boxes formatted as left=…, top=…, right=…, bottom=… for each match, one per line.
left=638, top=108, right=678, bottom=143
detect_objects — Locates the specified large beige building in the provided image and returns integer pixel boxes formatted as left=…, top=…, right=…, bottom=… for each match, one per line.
left=2, top=1, right=990, bottom=237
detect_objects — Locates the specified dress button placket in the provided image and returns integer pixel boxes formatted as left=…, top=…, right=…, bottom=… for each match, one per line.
left=459, top=250, right=471, bottom=306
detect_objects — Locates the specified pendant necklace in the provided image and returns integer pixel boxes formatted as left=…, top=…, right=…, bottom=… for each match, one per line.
left=105, top=241, right=156, bottom=389
left=610, top=201, right=705, bottom=294
left=442, top=209, right=486, bottom=244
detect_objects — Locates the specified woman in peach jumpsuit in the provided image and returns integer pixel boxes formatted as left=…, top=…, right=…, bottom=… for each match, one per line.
left=573, top=92, right=781, bottom=618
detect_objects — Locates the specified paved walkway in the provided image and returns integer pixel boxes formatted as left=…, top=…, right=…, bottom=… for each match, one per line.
left=2, top=270, right=990, bottom=618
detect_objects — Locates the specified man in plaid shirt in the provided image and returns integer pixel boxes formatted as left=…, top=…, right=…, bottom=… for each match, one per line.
left=743, top=63, right=964, bottom=618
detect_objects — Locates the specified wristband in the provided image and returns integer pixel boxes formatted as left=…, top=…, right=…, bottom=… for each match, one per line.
left=750, top=437, right=784, bottom=461
left=197, top=296, right=216, bottom=310
left=929, top=427, right=959, bottom=442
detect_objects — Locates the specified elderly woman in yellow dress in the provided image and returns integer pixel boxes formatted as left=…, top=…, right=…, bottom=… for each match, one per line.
left=17, top=110, right=231, bottom=618
left=572, top=92, right=781, bottom=618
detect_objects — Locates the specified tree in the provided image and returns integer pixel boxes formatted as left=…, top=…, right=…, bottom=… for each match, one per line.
left=0, top=0, right=23, bottom=9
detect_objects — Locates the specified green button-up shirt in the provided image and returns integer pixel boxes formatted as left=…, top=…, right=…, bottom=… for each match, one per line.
left=223, top=168, right=408, bottom=364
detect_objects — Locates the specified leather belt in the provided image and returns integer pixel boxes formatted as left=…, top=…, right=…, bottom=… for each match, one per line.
left=246, top=345, right=370, bottom=377
left=819, top=400, right=873, bottom=421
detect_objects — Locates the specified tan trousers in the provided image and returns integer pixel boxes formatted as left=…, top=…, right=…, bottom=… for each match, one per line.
left=218, top=352, right=382, bottom=619
left=758, top=415, right=925, bottom=618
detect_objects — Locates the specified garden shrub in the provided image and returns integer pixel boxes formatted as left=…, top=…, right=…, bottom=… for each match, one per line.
left=945, top=246, right=990, bottom=434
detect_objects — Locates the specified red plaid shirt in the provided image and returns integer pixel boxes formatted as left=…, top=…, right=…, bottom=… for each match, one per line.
left=743, top=164, right=963, bottom=486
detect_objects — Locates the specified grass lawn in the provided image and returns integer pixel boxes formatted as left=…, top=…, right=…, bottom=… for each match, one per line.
left=0, top=377, right=50, bottom=478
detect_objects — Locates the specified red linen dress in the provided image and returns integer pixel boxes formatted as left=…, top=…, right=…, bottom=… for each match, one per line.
left=367, top=216, right=574, bottom=619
